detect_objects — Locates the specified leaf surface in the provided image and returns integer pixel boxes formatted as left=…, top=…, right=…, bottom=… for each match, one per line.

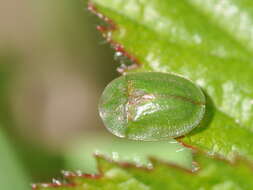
left=34, top=153, right=253, bottom=190
left=33, top=1, right=253, bottom=188
left=89, top=0, right=253, bottom=161
left=64, top=136, right=192, bottom=174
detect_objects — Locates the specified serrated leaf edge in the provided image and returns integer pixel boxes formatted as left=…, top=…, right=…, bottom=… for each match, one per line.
left=32, top=151, right=253, bottom=189
left=88, top=1, right=141, bottom=73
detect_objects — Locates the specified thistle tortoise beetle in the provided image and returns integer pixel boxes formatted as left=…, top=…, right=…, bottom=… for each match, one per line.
left=99, top=72, right=206, bottom=141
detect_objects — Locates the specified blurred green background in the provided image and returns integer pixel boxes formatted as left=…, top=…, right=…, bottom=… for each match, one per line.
left=0, top=1, right=191, bottom=189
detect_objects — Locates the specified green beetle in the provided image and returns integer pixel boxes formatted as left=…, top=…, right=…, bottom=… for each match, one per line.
left=99, top=72, right=206, bottom=141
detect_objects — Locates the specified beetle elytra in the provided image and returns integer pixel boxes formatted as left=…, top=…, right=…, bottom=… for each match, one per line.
left=99, top=72, right=206, bottom=141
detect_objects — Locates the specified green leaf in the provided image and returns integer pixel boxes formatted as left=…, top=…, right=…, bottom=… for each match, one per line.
left=64, top=135, right=192, bottom=174
left=33, top=153, right=253, bottom=190
left=89, top=0, right=253, bottom=161
left=34, top=1, right=253, bottom=188
left=0, top=128, right=29, bottom=190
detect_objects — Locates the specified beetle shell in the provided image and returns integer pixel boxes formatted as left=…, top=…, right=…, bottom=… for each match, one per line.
left=99, top=72, right=206, bottom=141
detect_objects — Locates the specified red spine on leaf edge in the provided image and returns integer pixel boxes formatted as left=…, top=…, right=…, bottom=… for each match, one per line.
left=88, top=1, right=140, bottom=73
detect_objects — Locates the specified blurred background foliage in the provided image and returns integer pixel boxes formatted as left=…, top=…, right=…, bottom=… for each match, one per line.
left=0, top=0, right=190, bottom=189
left=0, top=0, right=116, bottom=187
